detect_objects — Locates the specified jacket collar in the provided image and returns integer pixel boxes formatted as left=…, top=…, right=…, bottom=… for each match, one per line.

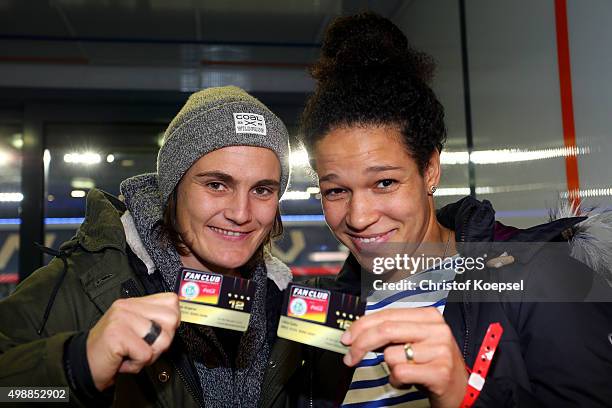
left=73, top=188, right=127, bottom=254
left=436, top=195, right=586, bottom=262
left=436, top=195, right=586, bottom=244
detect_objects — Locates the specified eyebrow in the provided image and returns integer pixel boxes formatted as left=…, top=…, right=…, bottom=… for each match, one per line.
left=319, top=166, right=403, bottom=183
left=365, top=165, right=404, bottom=173
left=194, top=172, right=280, bottom=188
left=195, top=171, right=234, bottom=183
left=256, top=179, right=281, bottom=188
left=318, top=173, right=338, bottom=183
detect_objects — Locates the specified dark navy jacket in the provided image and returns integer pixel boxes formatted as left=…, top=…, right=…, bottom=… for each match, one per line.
left=303, top=197, right=612, bottom=407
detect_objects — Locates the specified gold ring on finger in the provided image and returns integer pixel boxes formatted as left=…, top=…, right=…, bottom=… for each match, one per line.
left=403, top=342, right=415, bottom=363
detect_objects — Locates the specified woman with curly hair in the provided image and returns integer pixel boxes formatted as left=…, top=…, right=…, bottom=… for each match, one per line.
left=298, top=12, right=612, bottom=408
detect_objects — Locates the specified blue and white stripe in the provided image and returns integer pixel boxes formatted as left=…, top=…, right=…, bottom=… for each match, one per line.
left=341, top=262, right=457, bottom=408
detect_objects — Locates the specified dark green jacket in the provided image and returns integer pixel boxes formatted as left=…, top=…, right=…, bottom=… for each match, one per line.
left=0, top=189, right=304, bottom=407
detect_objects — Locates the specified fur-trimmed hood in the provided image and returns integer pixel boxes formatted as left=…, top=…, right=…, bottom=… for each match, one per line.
left=550, top=202, right=612, bottom=287
left=436, top=196, right=612, bottom=287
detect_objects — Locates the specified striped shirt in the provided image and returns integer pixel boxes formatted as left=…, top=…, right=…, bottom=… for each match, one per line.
left=341, top=261, right=458, bottom=408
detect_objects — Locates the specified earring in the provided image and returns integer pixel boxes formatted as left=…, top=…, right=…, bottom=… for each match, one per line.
left=429, top=185, right=437, bottom=195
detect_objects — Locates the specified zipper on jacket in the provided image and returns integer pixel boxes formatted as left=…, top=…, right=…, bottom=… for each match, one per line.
left=120, top=267, right=204, bottom=407
left=458, top=212, right=472, bottom=361
left=461, top=301, right=470, bottom=361
left=171, top=357, right=204, bottom=408
left=309, top=348, right=314, bottom=408
left=459, top=207, right=471, bottom=244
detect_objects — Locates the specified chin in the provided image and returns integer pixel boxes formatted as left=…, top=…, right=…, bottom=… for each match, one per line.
left=215, top=252, right=252, bottom=269
left=219, top=260, right=248, bottom=270
left=198, top=241, right=263, bottom=272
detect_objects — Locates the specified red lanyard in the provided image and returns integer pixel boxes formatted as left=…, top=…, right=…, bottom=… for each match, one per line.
left=461, top=322, right=504, bottom=408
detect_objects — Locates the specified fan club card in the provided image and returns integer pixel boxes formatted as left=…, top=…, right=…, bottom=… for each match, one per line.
left=277, top=283, right=365, bottom=354
left=176, top=268, right=255, bottom=332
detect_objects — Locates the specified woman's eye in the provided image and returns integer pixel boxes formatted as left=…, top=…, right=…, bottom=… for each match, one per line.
left=323, top=188, right=346, bottom=200
left=253, top=186, right=273, bottom=196
left=207, top=182, right=227, bottom=191
left=376, top=179, right=396, bottom=189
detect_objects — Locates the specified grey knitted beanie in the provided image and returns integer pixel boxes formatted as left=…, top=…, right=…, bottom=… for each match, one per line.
left=157, top=86, right=291, bottom=204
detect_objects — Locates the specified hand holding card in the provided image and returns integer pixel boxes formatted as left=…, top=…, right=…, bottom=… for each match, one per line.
left=277, top=283, right=365, bottom=354
left=177, top=268, right=255, bottom=332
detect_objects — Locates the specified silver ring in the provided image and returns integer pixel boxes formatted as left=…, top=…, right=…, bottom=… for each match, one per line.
left=404, top=343, right=415, bottom=363
left=143, top=320, right=161, bottom=345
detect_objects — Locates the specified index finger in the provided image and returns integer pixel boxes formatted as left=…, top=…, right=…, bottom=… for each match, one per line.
left=134, top=293, right=180, bottom=308
left=343, top=307, right=443, bottom=345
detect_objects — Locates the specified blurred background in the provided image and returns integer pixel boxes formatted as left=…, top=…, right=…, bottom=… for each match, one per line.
left=1, top=0, right=611, bottom=297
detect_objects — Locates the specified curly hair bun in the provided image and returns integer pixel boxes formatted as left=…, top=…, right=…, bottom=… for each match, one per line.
left=312, top=12, right=435, bottom=84
left=301, top=12, right=446, bottom=171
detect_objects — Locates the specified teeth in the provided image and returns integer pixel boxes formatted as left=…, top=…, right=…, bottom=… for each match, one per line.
left=357, top=236, right=381, bottom=243
left=211, top=226, right=243, bottom=237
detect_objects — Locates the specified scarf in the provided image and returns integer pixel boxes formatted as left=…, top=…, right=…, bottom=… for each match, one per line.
left=120, top=173, right=270, bottom=407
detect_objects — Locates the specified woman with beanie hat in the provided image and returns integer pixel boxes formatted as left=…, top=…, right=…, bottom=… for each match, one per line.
left=0, top=86, right=299, bottom=407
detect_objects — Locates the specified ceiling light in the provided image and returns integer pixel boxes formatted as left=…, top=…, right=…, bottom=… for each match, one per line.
left=440, top=151, right=470, bottom=165
left=64, top=152, right=101, bottom=165
left=560, top=187, right=612, bottom=198
left=70, top=190, right=86, bottom=198
left=0, top=192, right=23, bottom=202
left=70, top=178, right=95, bottom=190
left=280, top=191, right=311, bottom=201
left=441, top=146, right=589, bottom=166
left=0, top=151, right=9, bottom=166
left=43, top=149, right=51, bottom=167
left=11, top=134, right=23, bottom=149
left=435, top=187, right=471, bottom=196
